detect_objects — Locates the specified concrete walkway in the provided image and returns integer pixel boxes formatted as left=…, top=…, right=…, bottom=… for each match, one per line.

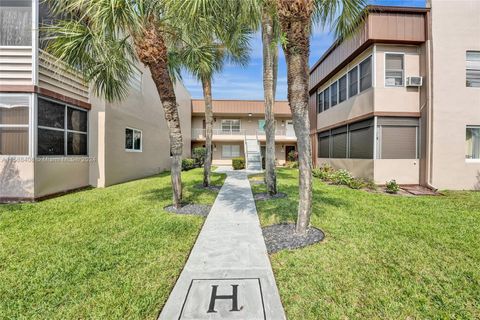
left=159, top=168, right=285, bottom=320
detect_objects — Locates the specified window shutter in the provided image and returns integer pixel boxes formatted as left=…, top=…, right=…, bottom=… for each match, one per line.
left=349, top=126, right=374, bottom=159
left=380, top=126, right=417, bottom=159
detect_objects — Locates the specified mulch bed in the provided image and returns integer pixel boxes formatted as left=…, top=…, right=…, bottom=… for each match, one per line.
left=164, top=203, right=212, bottom=216
left=262, top=223, right=325, bottom=254
left=253, top=192, right=287, bottom=201
left=194, top=184, right=222, bottom=192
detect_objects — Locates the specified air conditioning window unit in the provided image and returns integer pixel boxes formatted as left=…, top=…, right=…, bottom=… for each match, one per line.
left=406, top=76, right=423, bottom=87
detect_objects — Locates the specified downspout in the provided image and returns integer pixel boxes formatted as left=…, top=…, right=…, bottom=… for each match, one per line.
left=425, top=3, right=437, bottom=191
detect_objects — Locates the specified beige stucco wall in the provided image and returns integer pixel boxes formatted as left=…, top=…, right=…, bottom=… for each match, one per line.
left=317, top=158, right=375, bottom=180
left=374, top=159, right=420, bottom=185
left=374, top=44, right=422, bottom=114
left=430, top=0, right=480, bottom=190
left=34, top=158, right=90, bottom=198
left=102, top=65, right=192, bottom=187
left=0, top=158, right=35, bottom=199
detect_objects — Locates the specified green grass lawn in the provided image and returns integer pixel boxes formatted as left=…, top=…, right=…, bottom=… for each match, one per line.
left=251, top=168, right=480, bottom=319
left=0, top=169, right=225, bottom=320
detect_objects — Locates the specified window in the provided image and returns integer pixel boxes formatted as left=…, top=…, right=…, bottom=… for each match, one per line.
left=0, top=0, right=32, bottom=46
left=221, top=119, right=240, bottom=133
left=466, top=51, right=480, bottom=88
left=349, top=119, right=374, bottom=159
left=37, top=98, right=88, bottom=156
left=338, top=75, right=347, bottom=103
left=318, top=131, right=330, bottom=158
left=125, top=128, right=142, bottom=151
left=348, top=66, right=359, bottom=98
left=377, top=117, right=419, bottom=159
left=360, top=56, right=372, bottom=92
left=0, top=94, right=30, bottom=155
left=317, top=91, right=324, bottom=113
left=129, top=67, right=143, bottom=92
left=323, top=87, right=330, bottom=111
left=258, top=120, right=266, bottom=132
left=385, top=54, right=404, bottom=87
left=222, top=145, right=240, bottom=158
left=331, top=126, right=347, bottom=158
left=330, top=82, right=338, bottom=107
left=466, top=126, right=480, bottom=159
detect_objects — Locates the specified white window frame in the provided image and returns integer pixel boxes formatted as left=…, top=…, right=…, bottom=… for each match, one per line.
left=125, top=127, right=142, bottom=152
left=221, top=119, right=241, bottom=133
left=36, top=96, right=88, bottom=157
left=466, top=125, right=480, bottom=162
left=384, top=52, right=405, bottom=87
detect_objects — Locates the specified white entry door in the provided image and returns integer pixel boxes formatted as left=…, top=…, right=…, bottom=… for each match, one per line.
left=286, top=120, right=295, bottom=137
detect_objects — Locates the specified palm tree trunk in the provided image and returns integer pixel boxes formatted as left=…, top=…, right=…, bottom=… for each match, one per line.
left=201, top=77, right=214, bottom=187
left=277, top=0, right=314, bottom=234
left=262, top=8, right=277, bottom=196
left=135, top=24, right=183, bottom=208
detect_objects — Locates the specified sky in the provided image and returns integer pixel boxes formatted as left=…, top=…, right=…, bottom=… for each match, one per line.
left=181, top=0, right=426, bottom=101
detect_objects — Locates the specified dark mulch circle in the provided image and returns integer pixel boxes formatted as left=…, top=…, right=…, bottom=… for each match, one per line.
left=164, top=203, right=212, bottom=216
left=253, top=192, right=287, bottom=201
left=194, top=184, right=222, bottom=192
left=262, top=223, right=325, bottom=254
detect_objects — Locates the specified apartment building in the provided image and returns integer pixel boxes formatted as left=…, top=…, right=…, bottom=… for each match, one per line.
left=0, top=0, right=191, bottom=201
left=191, top=99, right=297, bottom=167
left=309, top=1, right=480, bottom=190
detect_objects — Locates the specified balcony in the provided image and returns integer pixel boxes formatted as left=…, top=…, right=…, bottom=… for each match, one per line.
left=0, top=47, right=89, bottom=103
left=192, top=128, right=297, bottom=142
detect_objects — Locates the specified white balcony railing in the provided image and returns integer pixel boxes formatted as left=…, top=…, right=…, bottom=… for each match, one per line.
left=192, top=128, right=296, bottom=139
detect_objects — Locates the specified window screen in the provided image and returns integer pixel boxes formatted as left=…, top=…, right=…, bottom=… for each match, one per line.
left=338, top=75, right=347, bottom=103
left=385, top=54, right=404, bottom=86
left=332, top=126, right=347, bottom=158
left=360, top=56, right=372, bottom=92
left=318, top=132, right=330, bottom=158
left=323, top=87, right=330, bottom=111
left=0, top=0, right=32, bottom=46
left=466, top=51, right=480, bottom=88
left=0, top=94, right=30, bottom=155
left=349, top=119, right=374, bottom=159
left=330, top=82, right=338, bottom=107
left=348, top=66, right=358, bottom=97
left=221, top=120, right=240, bottom=133
left=222, top=145, right=240, bottom=157
left=37, top=97, right=88, bottom=156
left=317, top=91, right=323, bottom=113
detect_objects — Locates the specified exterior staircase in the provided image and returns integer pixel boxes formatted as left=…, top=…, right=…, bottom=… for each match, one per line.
left=245, top=137, right=262, bottom=170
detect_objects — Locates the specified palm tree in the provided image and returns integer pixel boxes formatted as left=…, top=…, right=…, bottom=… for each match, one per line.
left=276, top=0, right=366, bottom=234
left=172, top=20, right=251, bottom=187
left=261, top=0, right=280, bottom=195
left=45, top=0, right=192, bottom=208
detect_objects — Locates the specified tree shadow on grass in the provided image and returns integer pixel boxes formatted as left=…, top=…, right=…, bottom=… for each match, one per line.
left=254, top=173, right=349, bottom=225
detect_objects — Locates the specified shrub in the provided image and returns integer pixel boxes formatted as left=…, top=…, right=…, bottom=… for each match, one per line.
left=331, top=169, right=353, bottom=185
left=386, top=179, right=400, bottom=194
left=348, top=178, right=366, bottom=189
left=285, top=161, right=298, bottom=169
left=363, top=178, right=378, bottom=191
left=181, top=158, right=196, bottom=171
left=313, top=163, right=335, bottom=181
left=287, top=150, right=298, bottom=162
left=232, top=157, right=245, bottom=170
left=192, top=147, right=207, bottom=167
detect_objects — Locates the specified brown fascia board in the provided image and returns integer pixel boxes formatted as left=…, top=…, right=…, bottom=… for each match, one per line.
left=0, top=85, right=91, bottom=110
left=308, top=5, right=430, bottom=82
